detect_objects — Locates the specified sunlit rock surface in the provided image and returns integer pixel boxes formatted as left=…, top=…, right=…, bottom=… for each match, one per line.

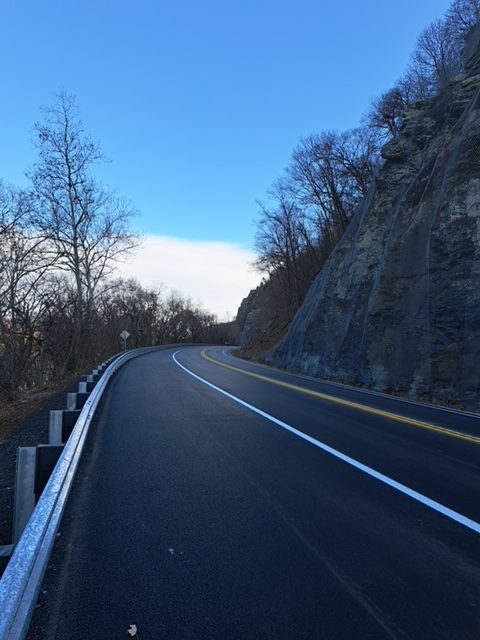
left=272, top=36, right=480, bottom=407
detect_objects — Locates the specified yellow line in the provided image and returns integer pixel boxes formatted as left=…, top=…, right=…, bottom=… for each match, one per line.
left=200, top=350, right=480, bottom=445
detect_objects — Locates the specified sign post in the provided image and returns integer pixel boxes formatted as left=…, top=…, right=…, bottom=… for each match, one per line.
left=119, top=330, right=130, bottom=352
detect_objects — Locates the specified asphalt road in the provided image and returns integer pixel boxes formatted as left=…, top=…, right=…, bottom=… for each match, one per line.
left=28, top=346, right=480, bottom=639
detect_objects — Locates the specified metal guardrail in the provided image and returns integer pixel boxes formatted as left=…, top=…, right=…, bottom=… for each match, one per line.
left=0, top=346, right=163, bottom=640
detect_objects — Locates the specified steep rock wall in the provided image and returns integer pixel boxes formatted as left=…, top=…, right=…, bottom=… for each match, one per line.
left=272, top=43, right=480, bottom=407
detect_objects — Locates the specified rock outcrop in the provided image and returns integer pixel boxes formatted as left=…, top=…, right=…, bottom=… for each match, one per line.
left=235, top=285, right=265, bottom=347
left=235, top=280, right=292, bottom=354
left=271, top=37, right=480, bottom=407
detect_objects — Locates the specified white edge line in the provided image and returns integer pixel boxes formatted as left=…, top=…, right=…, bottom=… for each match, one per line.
left=173, top=350, right=480, bottom=536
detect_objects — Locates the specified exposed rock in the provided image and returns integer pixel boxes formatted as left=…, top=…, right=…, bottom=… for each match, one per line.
left=270, top=41, right=480, bottom=408
left=235, top=285, right=265, bottom=347
left=235, top=281, right=290, bottom=354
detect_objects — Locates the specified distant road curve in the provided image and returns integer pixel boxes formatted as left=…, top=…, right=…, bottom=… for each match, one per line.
left=28, top=345, right=480, bottom=640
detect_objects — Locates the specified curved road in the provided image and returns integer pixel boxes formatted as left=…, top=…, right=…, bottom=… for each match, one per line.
left=28, top=346, right=480, bottom=639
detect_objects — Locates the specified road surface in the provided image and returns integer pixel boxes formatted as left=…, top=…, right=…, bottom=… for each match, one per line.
left=28, top=346, right=480, bottom=639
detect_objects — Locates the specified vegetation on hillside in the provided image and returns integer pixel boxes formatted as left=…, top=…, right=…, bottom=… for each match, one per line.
left=0, top=93, right=228, bottom=402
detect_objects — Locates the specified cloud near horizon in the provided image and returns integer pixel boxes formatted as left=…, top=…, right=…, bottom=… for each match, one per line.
left=115, top=235, right=261, bottom=320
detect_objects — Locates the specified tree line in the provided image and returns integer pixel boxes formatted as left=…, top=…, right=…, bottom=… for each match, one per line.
left=0, top=93, right=227, bottom=402
left=252, top=0, right=480, bottom=332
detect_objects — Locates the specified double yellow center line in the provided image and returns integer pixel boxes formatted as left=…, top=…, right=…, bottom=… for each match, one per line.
left=200, top=350, right=480, bottom=445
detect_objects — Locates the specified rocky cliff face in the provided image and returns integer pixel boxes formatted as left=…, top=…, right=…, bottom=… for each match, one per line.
left=235, top=280, right=292, bottom=354
left=235, top=285, right=265, bottom=347
left=271, top=37, right=480, bottom=407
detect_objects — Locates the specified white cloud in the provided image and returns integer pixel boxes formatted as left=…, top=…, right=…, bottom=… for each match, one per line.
left=115, top=235, right=261, bottom=320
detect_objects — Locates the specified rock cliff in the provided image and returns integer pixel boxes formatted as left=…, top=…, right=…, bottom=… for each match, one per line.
left=235, top=280, right=292, bottom=354
left=270, top=35, right=480, bottom=407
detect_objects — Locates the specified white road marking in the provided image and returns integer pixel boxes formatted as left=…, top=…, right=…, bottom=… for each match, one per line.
left=172, top=350, right=480, bottom=535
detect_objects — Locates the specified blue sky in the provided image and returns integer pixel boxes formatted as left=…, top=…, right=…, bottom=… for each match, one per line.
left=1, top=0, right=452, bottom=316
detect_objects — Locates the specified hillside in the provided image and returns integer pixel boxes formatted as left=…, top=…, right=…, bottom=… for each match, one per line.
left=237, top=27, right=480, bottom=409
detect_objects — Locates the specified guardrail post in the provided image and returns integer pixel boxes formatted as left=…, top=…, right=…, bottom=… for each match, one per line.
left=35, top=445, right=64, bottom=501
left=79, top=380, right=96, bottom=393
left=13, top=447, right=36, bottom=544
left=49, top=410, right=81, bottom=444
left=66, top=392, right=90, bottom=411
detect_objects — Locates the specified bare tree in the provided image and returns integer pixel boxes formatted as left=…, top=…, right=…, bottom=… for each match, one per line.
left=366, top=0, right=480, bottom=141
left=254, top=180, right=316, bottom=313
left=0, top=183, right=51, bottom=325
left=367, top=87, right=410, bottom=140
left=446, top=0, right=480, bottom=41
left=411, top=18, right=461, bottom=92
left=30, top=92, right=139, bottom=328
left=334, top=127, right=379, bottom=197
left=1, top=97, right=225, bottom=400
left=289, top=129, right=376, bottom=234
